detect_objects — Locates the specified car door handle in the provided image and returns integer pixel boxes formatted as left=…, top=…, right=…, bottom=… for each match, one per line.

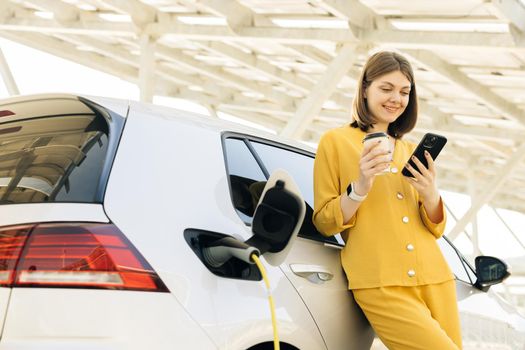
left=290, top=264, right=334, bottom=283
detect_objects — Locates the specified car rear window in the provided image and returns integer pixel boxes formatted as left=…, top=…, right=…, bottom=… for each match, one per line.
left=0, top=98, right=123, bottom=204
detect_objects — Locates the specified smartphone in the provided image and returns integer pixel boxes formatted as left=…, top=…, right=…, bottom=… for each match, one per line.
left=402, top=133, right=447, bottom=177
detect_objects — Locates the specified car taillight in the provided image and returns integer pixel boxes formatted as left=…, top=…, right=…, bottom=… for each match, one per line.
left=0, top=223, right=169, bottom=292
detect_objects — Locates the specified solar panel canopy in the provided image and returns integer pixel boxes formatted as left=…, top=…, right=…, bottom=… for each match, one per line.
left=0, top=0, right=524, bottom=218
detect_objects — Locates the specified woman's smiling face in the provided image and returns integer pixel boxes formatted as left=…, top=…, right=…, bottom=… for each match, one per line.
left=365, top=70, right=411, bottom=131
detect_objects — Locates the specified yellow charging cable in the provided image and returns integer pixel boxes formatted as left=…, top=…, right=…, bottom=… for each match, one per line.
left=251, top=254, right=280, bottom=350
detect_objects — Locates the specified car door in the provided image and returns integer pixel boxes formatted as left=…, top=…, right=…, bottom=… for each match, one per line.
left=438, top=237, right=525, bottom=349
left=223, top=134, right=374, bottom=350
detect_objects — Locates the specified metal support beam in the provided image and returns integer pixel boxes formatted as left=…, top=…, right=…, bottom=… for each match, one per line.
left=443, top=201, right=474, bottom=247
left=282, top=46, right=525, bottom=145
left=493, top=207, right=525, bottom=250
left=312, top=0, right=389, bottom=34
left=22, top=0, right=79, bottom=22
left=198, top=41, right=310, bottom=95
left=403, top=49, right=525, bottom=125
left=447, top=141, right=525, bottom=241
left=2, top=30, right=316, bottom=127
left=197, top=41, right=352, bottom=108
left=0, top=6, right=522, bottom=50
left=362, top=29, right=521, bottom=50
left=280, top=43, right=358, bottom=139
left=300, top=46, right=525, bottom=142
left=468, top=175, right=481, bottom=256
left=197, top=0, right=257, bottom=30
left=38, top=37, right=350, bottom=121
left=0, top=45, right=19, bottom=95
left=441, top=179, right=525, bottom=213
left=187, top=1, right=351, bottom=109
left=149, top=43, right=294, bottom=107
left=486, top=0, right=525, bottom=33
left=0, top=2, right=135, bottom=37
left=96, top=0, right=156, bottom=27
left=207, top=104, right=218, bottom=118
left=53, top=34, right=205, bottom=88
left=0, top=31, right=138, bottom=82
left=138, top=34, right=155, bottom=103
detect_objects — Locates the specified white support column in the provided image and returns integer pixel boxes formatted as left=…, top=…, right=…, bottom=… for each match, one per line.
left=139, top=33, right=155, bottom=103
left=0, top=46, right=19, bottom=95
left=280, top=43, right=358, bottom=140
left=447, top=142, right=525, bottom=241
left=468, top=175, right=481, bottom=256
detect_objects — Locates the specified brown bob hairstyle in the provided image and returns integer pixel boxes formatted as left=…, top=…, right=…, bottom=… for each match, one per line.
left=351, top=51, right=417, bottom=139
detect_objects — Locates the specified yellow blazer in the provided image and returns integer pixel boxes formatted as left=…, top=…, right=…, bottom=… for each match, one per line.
left=313, top=125, right=454, bottom=289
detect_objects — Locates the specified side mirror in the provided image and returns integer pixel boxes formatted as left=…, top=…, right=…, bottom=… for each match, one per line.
left=474, top=256, right=510, bottom=291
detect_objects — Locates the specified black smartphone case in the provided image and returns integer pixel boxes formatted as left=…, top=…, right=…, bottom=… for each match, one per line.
left=402, top=133, right=447, bottom=177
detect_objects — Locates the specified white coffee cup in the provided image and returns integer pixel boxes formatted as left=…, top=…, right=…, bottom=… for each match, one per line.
left=362, top=132, right=391, bottom=175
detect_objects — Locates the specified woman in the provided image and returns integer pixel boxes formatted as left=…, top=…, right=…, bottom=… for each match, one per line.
left=313, top=51, right=462, bottom=349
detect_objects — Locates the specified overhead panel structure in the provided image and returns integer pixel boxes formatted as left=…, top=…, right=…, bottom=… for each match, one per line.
left=0, top=1, right=524, bottom=243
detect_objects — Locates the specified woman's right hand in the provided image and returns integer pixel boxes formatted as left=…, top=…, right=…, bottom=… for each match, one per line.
left=354, top=140, right=392, bottom=195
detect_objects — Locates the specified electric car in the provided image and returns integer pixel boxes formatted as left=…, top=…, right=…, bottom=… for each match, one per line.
left=0, top=93, right=523, bottom=350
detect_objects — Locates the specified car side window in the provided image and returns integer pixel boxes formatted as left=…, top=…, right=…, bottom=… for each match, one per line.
left=223, top=138, right=266, bottom=224
left=438, top=237, right=473, bottom=284
left=250, top=141, right=314, bottom=206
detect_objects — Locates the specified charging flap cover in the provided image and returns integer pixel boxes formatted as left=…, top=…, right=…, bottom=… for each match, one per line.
left=252, top=169, right=306, bottom=266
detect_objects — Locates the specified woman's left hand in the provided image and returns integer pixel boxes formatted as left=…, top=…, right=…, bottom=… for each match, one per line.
left=403, top=150, right=440, bottom=204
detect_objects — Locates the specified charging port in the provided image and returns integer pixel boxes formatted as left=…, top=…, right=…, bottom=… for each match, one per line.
left=184, top=229, right=262, bottom=281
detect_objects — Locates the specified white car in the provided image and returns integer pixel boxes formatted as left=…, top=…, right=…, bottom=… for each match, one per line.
left=0, top=93, right=522, bottom=350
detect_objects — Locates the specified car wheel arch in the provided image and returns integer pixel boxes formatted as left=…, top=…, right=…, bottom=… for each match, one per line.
left=246, top=341, right=300, bottom=350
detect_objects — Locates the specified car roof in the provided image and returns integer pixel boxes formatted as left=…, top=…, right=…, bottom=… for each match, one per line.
left=0, top=93, right=317, bottom=155
left=126, top=99, right=316, bottom=154
left=0, top=93, right=315, bottom=153
left=0, top=93, right=130, bottom=124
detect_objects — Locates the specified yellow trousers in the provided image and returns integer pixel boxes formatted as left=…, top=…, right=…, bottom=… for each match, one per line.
left=352, top=280, right=462, bottom=350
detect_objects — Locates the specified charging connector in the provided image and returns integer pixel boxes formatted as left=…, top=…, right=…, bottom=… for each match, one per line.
left=197, top=169, right=306, bottom=350
left=251, top=254, right=280, bottom=350
left=202, top=236, right=260, bottom=268
left=202, top=239, right=279, bottom=350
